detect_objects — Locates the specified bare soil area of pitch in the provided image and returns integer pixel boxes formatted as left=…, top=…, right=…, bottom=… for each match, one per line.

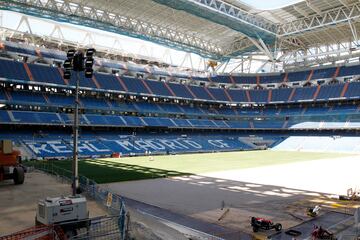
left=104, top=155, right=360, bottom=234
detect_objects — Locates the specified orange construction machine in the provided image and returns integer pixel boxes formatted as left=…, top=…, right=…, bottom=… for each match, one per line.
left=0, top=140, right=24, bottom=184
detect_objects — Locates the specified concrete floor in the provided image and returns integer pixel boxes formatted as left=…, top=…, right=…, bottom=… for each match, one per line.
left=0, top=171, right=106, bottom=236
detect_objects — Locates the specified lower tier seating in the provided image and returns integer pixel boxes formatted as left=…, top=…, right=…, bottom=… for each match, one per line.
left=0, top=131, right=256, bottom=158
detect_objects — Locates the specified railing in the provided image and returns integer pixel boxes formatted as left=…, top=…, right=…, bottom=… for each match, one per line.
left=0, top=215, right=124, bottom=240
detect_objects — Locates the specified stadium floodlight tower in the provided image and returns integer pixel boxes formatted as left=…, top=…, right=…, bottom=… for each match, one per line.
left=63, top=48, right=96, bottom=196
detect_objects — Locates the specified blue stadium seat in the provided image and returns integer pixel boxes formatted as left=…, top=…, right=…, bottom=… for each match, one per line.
left=208, top=88, right=229, bottom=101
left=68, top=73, right=97, bottom=89
left=249, top=89, right=268, bottom=103
left=10, top=91, right=47, bottom=104
left=216, top=108, right=237, bottom=116
left=146, top=80, right=172, bottom=96
left=47, top=94, right=74, bottom=106
left=172, top=119, right=192, bottom=127
left=330, top=105, right=357, bottom=113
left=316, top=84, right=343, bottom=100
left=281, top=107, right=304, bottom=116
left=188, top=85, right=212, bottom=100
left=122, top=116, right=145, bottom=126
left=260, top=74, right=284, bottom=84
left=103, top=115, right=125, bottom=126
left=111, top=101, right=137, bottom=112
left=121, top=77, right=149, bottom=94
left=158, top=104, right=184, bottom=114
left=338, top=65, right=360, bottom=77
left=180, top=105, right=207, bottom=116
left=304, top=107, right=330, bottom=114
left=227, top=89, right=248, bottom=102
left=210, top=75, right=231, bottom=84
left=94, top=73, right=125, bottom=92
left=86, top=114, right=109, bottom=125
left=271, top=88, right=292, bottom=102
left=192, top=76, right=208, bottom=82
left=253, top=121, right=284, bottom=129
left=28, top=63, right=65, bottom=85
left=213, top=120, right=229, bottom=128
left=238, top=108, right=261, bottom=116
left=345, top=82, right=360, bottom=98
left=188, top=119, right=216, bottom=128
left=292, top=86, right=317, bottom=101
left=81, top=97, right=109, bottom=109
left=287, top=70, right=310, bottom=82
left=0, top=59, right=30, bottom=82
left=0, top=89, right=7, bottom=101
left=133, top=102, right=163, bottom=113
left=0, top=111, right=11, bottom=123
left=232, top=76, right=257, bottom=84
left=142, top=117, right=174, bottom=127
left=312, top=67, right=336, bottom=79
left=167, top=83, right=193, bottom=99
left=37, top=112, right=62, bottom=124
left=12, top=111, right=40, bottom=124
left=226, top=120, right=250, bottom=128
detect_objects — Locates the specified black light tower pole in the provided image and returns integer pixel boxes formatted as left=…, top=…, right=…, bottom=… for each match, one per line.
left=63, top=48, right=95, bottom=196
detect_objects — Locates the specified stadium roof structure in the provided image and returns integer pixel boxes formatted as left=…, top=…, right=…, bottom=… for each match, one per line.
left=2, top=0, right=360, bottom=71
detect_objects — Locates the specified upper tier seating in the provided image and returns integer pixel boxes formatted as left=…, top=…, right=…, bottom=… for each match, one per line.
left=249, top=89, right=268, bottom=103
left=28, top=63, right=65, bottom=85
left=312, top=68, right=336, bottom=80
left=94, top=73, right=125, bottom=91
left=292, top=86, right=317, bottom=101
left=4, top=43, right=360, bottom=84
left=0, top=59, right=30, bottom=82
left=146, top=80, right=173, bottom=96
left=271, top=88, right=292, bottom=102
left=232, top=75, right=257, bottom=84
left=259, top=74, right=284, bottom=84
left=316, top=84, right=343, bottom=100
left=287, top=70, right=310, bottom=82
left=121, top=76, right=149, bottom=94
left=167, top=83, right=194, bottom=99
left=345, top=82, right=360, bottom=98
left=338, top=65, right=360, bottom=77
left=0, top=59, right=359, bottom=103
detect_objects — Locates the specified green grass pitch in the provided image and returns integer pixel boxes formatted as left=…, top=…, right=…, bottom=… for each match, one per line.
left=28, top=150, right=348, bottom=184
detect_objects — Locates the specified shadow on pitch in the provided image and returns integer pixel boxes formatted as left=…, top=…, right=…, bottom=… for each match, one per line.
left=46, top=159, right=191, bottom=184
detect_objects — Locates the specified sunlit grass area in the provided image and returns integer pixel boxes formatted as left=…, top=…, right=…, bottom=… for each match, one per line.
left=28, top=150, right=350, bottom=183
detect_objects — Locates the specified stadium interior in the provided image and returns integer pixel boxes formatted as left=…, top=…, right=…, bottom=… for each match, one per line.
left=0, top=0, right=359, bottom=239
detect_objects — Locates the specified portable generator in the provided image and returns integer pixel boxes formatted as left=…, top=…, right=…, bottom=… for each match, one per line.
left=36, top=195, right=90, bottom=236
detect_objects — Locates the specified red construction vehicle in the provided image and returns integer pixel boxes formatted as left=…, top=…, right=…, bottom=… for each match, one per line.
left=0, top=140, right=24, bottom=184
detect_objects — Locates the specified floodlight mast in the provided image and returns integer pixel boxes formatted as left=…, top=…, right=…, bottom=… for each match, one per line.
left=63, top=48, right=95, bottom=196
left=73, top=70, right=80, bottom=196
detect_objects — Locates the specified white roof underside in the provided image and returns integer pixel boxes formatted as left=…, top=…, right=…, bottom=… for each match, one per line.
left=74, top=0, right=359, bottom=52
